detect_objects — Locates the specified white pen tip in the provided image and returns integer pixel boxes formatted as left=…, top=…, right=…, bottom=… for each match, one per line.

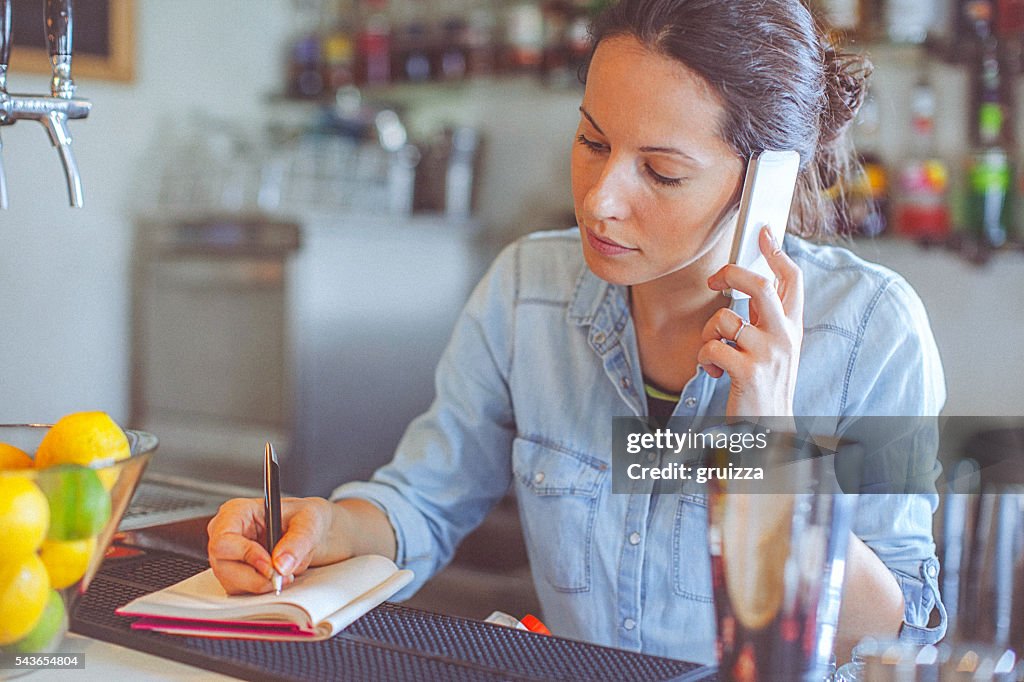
left=272, top=571, right=283, bottom=595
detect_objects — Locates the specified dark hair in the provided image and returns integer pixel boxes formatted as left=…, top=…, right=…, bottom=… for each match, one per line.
left=584, top=0, right=871, bottom=240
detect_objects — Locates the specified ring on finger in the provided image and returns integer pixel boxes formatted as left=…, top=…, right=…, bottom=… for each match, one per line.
left=732, top=318, right=750, bottom=344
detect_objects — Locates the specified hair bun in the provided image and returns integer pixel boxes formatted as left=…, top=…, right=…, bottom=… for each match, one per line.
left=820, top=38, right=873, bottom=143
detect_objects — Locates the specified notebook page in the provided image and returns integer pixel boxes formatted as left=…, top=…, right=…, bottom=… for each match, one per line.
left=117, top=554, right=402, bottom=626
left=321, top=568, right=414, bottom=634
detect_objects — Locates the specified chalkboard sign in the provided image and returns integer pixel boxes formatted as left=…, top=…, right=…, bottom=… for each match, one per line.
left=9, top=0, right=134, bottom=82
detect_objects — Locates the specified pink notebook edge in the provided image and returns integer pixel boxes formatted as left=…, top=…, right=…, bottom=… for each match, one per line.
left=131, top=617, right=315, bottom=637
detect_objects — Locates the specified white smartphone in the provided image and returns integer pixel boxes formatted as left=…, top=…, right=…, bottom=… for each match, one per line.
left=724, top=150, right=801, bottom=300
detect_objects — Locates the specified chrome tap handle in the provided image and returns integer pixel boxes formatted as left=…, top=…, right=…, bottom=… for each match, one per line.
left=0, top=93, right=91, bottom=207
left=46, top=0, right=75, bottom=98
left=2, top=92, right=91, bottom=120
left=43, top=110, right=82, bottom=207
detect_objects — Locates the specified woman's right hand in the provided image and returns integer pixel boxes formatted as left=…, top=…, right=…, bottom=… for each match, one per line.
left=207, top=496, right=349, bottom=595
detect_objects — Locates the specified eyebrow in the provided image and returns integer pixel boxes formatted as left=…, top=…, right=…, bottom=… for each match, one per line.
left=578, top=106, right=701, bottom=164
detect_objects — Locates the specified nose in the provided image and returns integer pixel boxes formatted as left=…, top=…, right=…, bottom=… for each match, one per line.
left=583, top=155, right=631, bottom=223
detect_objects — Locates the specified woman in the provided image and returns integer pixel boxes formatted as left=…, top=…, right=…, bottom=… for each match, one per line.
left=207, top=0, right=946, bottom=664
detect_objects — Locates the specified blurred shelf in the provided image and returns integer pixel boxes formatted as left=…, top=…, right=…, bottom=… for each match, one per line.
left=266, top=73, right=583, bottom=111
left=848, top=234, right=1024, bottom=267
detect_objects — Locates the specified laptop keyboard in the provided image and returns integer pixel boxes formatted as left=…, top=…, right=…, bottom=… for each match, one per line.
left=119, top=480, right=227, bottom=530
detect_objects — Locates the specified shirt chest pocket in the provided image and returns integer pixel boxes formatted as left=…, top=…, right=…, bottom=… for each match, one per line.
left=673, top=495, right=714, bottom=603
left=512, top=437, right=608, bottom=593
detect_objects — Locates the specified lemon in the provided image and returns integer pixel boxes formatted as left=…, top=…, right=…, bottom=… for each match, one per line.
left=36, top=466, right=110, bottom=542
left=40, top=537, right=96, bottom=589
left=0, top=443, right=33, bottom=470
left=0, top=475, right=50, bottom=558
left=2, top=590, right=65, bottom=654
left=0, top=554, right=50, bottom=645
left=35, top=412, right=130, bottom=489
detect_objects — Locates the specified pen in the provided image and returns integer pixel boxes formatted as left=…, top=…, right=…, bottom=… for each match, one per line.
left=264, top=441, right=283, bottom=595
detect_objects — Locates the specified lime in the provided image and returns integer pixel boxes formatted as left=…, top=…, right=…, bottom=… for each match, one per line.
left=2, top=590, right=65, bottom=654
left=40, top=537, right=96, bottom=589
left=0, top=475, right=50, bottom=558
left=0, top=443, right=33, bottom=470
left=35, top=412, right=130, bottom=489
left=36, top=466, right=111, bottom=541
left=0, top=554, right=50, bottom=645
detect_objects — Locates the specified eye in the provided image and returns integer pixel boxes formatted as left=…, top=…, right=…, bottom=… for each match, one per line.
left=645, top=165, right=685, bottom=188
left=576, top=133, right=608, bottom=154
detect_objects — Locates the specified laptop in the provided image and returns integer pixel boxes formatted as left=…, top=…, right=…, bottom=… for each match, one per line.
left=119, top=472, right=261, bottom=531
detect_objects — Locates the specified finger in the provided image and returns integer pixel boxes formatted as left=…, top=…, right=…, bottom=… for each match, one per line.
left=207, top=521, right=277, bottom=595
left=208, top=526, right=273, bottom=568
left=207, top=499, right=271, bottom=567
left=697, top=336, right=743, bottom=378
left=701, top=307, right=759, bottom=347
left=207, top=498, right=265, bottom=542
left=707, top=263, right=786, bottom=330
left=758, top=227, right=803, bottom=321
left=272, top=499, right=327, bottom=577
left=210, top=557, right=277, bottom=596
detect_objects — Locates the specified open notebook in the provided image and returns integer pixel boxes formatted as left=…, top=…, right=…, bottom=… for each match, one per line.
left=116, top=555, right=414, bottom=641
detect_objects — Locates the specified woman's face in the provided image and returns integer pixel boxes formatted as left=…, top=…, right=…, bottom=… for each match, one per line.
left=572, top=35, right=745, bottom=286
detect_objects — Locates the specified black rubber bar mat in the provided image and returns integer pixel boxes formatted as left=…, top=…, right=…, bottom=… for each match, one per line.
left=70, top=548, right=715, bottom=681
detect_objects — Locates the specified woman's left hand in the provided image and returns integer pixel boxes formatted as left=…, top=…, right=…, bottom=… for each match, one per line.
left=699, top=226, right=804, bottom=419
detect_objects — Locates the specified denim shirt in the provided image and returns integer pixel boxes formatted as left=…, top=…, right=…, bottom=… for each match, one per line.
left=331, top=228, right=948, bottom=664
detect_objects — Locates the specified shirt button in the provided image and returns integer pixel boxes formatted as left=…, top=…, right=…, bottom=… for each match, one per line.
left=926, top=563, right=938, bottom=578
left=683, top=396, right=697, bottom=408
left=593, top=331, right=606, bottom=344
left=623, top=618, right=636, bottom=631
left=533, top=472, right=545, bottom=485
left=628, top=531, right=641, bottom=546
left=621, top=377, right=631, bottom=389
left=646, top=451, right=657, bottom=463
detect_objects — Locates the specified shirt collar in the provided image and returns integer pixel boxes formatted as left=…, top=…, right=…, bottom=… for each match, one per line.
left=567, top=265, right=632, bottom=355
left=567, top=263, right=610, bottom=326
left=567, top=260, right=754, bottom=362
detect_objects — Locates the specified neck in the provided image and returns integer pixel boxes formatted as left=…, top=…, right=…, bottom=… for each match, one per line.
left=629, top=239, right=730, bottom=332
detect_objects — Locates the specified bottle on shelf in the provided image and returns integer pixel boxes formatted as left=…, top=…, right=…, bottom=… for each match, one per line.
left=540, top=1, right=572, bottom=86
left=286, top=0, right=327, bottom=99
left=539, top=0, right=597, bottom=87
left=389, top=0, right=436, bottom=84
left=437, top=18, right=470, bottom=80
left=566, top=0, right=596, bottom=79
left=400, top=22, right=434, bottom=82
left=959, top=0, right=994, bottom=34
left=841, top=90, right=890, bottom=236
left=502, top=2, right=545, bottom=72
left=356, top=0, right=393, bottom=87
left=894, top=68, right=951, bottom=240
left=813, top=0, right=878, bottom=42
left=465, top=5, right=499, bottom=76
left=963, top=22, right=1013, bottom=247
left=995, top=0, right=1024, bottom=37
left=321, top=4, right=357, bottom=92
left=885, top=0, right=935, bottom=44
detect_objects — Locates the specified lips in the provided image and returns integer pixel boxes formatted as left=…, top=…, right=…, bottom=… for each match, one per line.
left=584, top=227, right=636, bottom=256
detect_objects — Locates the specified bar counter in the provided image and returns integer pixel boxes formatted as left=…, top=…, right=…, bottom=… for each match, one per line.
left=57, top=517, right=713, bottom=682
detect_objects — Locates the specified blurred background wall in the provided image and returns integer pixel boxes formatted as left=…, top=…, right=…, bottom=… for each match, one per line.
left=0, top=0, right=1021, bottom=436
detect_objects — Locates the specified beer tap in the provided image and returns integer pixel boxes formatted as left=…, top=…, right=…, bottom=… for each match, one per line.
left=0, top=0, right=92, bottom=207
left=0, top=0, right=11, bottom=209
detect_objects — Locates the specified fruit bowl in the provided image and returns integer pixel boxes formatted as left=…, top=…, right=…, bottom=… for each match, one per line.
left=0, top=424, right=157, bottom=676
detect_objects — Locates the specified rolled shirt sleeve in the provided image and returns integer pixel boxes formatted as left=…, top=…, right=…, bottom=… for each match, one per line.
left=840, top=275, right=948, bottom=644
left=330, top=242, right=520, bottom=599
